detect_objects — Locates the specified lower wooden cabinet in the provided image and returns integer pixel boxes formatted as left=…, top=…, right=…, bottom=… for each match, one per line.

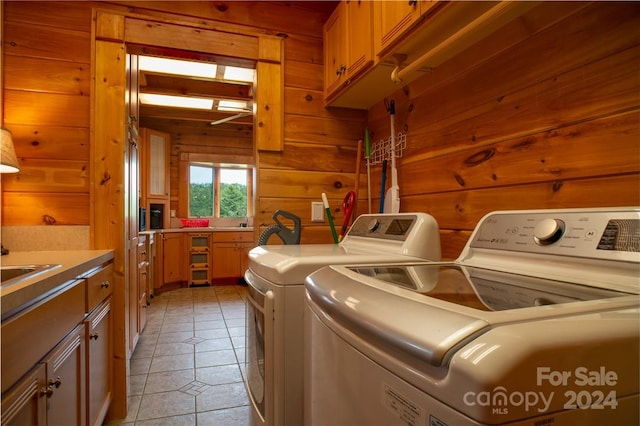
left=211, top=243, right=252, bottom=279
left=86, top=299, right=112, bottom=426
left=211, top=232, right=254, bottom=281
left=46, top=324, right=86, bottom=426
left=0, top=363, right=46, bottom=425
left=155, top=232, right=186, bottom=292
left=1, top=324, right=86, bottom=425
left=1, top=259, right=114, bottom=426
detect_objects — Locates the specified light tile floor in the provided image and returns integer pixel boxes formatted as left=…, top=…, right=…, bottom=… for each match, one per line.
left=106, top=284, right=251, bottom=425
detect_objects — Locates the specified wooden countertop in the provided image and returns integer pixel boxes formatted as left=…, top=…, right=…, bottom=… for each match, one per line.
left=1, top=250, right=114, bottom=319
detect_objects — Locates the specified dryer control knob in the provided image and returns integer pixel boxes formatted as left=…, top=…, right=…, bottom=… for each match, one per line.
left=534, top=218, right=565, bottom=245
left=368, top=219, right=381, bottom=232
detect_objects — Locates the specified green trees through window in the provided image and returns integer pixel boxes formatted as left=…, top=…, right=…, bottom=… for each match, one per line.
left=189, top=166, right=248, bottom=218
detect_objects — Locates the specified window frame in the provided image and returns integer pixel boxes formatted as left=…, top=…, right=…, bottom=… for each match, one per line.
left=178, top=153, right=255, bottom=219
left=187, top=163, right=253, bottom=219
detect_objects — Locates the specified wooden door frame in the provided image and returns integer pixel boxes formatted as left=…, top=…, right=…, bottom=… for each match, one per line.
left=91, top=9, right=283, bottom=420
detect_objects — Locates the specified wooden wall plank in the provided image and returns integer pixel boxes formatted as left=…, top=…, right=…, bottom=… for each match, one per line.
left=259, top=142, right=358, bottom=173
left=1, top=159, right=89, bottom=193
left=6, top=124, right=89, bottom=161
left=124, top=17, right=259, bottom=60
left=105, top=0, right=333, bottom=38
left=3, top=55, right=90, bottom=95
left=2, top=21, right=90, bottom=63
left=3, top=1, right=94, bottom=32
left=284, top=59, right=324, bottom=91
left=259, top=169, right=356, bottom=199
left=1, top=193, right=89, bottom=225
left=284, top=33, right=323, bottom=64
left=3, top=90, right=89, bottom=127
left=283, top=114, right=365, bottom=145
left=396, top=110, right=640, bottom=195
left=402, top=174, right=640, bottom=231
left=285, top=86, right=366, bottom=120
left=401, top=45, right=640, bottom=158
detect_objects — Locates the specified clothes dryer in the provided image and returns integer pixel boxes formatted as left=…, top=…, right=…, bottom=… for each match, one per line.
left=244, top=213, right=441, bottom=425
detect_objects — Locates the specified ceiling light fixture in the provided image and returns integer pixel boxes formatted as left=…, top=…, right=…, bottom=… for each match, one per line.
left=139, top=56, right=217, bottom=78
left=223, top=66, right=255, bottom=83
left=139, top=93, right=214, bottom=110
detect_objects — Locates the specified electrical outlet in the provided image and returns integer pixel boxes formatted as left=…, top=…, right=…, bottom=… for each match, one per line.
left=311, top=202, right=324, bottom=222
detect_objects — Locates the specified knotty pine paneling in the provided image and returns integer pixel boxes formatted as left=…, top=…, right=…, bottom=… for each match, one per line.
left=7, top=124, right=89, bottom=161
left=106, top=0, right=334, bottom=38
left=402, top=174, right=640, bottom=232
left=3, top=20, right=90, bottom=63
left=1, top=159, right=88, bottom=193
left=3, top=55, right=90, bottom=95
left=285, top=86, right=366, bottom=121
left=388, top=111, right=640, bottom=196
left=3, top=1, right=93, bottom=32
left=3, top=90, right=90, bottom=127
left=367, top=2, right=640, bottom=256
left=1, top=192, right=89, bottom=226
left=284, top=59, right=324, bottom=91
left=259, top=142, right=358, bottom=173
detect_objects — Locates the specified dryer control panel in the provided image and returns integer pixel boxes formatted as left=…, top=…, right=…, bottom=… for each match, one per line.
left=348, top=214, right=420, bottom=241
left=469, top=208, right=640, bottom=262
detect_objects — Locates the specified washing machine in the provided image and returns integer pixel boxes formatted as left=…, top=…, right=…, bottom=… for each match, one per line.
left=244, top=212, right=441, bottom=426
left=305, top=207, right=639, bottom=426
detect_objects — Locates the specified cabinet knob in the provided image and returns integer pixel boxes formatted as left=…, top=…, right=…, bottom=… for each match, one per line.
left=49, top=376, right=62, bottom=388
left=100, top=280, right=110, bottom=288
left=90, top=333, right=100, bottom=340
left=408, top=0, right=418, bottom=6
left=40, top=385, right=54, bottom=397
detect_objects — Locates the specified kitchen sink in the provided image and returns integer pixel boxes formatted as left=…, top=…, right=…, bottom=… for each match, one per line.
left=1, top=264, right=61, bottom=286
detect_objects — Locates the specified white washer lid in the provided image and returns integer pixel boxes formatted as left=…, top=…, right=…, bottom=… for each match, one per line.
left=248, top=244, right=423, bottom=285
left=305, top=265, right=490, bottom=366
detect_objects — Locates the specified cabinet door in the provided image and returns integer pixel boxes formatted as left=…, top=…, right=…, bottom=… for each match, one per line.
left=323, top=2, right=347, bottom=95
left=1, top=363, right=47, bottom=425
left=86, top=299, right=112, bottom=426
left=163, top=233, right=185, bottom=283
left=373, top=0, right=422, bottom=56
left=345, top=0, right=373, bottom=77
left=212, top=244, right=242, bottom=279
left=142, top=128, right=170, bottom=198
left=46, top=324, right=86, bottom=426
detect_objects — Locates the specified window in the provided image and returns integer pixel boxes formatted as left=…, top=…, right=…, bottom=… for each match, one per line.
left=189, top=164, right=251, bottom=218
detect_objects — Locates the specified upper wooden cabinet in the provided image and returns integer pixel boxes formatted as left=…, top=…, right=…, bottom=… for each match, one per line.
left=325, top=1, right=538, bottom=109
left=140, top=128, right=170, bottom=201
left=373, top=0, right=438, bottom=56
left=324, top=0, right=373, bottom=101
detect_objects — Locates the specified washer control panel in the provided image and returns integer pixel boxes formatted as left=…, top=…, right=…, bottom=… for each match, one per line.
left=470, top=208, right=640, bottom=261
left=348, top=214, right=420, bottom=241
